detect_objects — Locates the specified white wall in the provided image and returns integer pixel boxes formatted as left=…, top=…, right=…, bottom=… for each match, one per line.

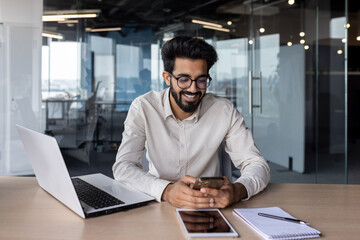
left=0, top=0, right=43, bottom=175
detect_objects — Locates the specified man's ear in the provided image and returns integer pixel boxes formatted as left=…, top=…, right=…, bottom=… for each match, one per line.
left=162, top=71, right=171, bottom=86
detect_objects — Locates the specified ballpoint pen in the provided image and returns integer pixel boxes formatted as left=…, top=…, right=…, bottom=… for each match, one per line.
left=258, top=212, right=309, bottom=225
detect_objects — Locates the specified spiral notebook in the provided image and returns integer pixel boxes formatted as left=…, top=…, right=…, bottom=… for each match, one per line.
left=233, top=207, right=321, bottom=240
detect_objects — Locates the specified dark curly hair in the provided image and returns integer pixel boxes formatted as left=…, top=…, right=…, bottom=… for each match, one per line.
left=161, top=36, right=218, bottom=73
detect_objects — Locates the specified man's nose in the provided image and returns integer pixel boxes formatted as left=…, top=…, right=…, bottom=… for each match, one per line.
left=187, top=80, right=198, bottom=92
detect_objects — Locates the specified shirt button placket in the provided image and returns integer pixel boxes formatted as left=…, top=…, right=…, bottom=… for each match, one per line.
left=179, top=123, right=186, bottom=176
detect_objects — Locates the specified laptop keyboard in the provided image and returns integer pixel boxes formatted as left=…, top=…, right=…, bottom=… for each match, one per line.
left=72, top=178, right=124, bottom=209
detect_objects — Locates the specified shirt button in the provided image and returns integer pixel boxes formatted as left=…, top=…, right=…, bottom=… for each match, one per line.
left=181, top=143, right=184, bottom=148
left=180, top=124, right=184, bottom=128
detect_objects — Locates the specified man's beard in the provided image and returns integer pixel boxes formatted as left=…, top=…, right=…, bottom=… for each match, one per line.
left=169, top=80, right=204, bottom=113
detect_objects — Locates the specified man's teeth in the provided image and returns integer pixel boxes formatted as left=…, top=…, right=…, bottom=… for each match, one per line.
left=184, top=94, right=196, bottom=98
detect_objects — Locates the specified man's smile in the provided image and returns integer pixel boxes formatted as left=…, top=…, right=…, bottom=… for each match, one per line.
left=182, top=92, right=201, bottom=102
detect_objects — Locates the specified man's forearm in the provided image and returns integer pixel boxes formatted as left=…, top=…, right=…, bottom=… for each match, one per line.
left=233, top=182, right=248, bottom=203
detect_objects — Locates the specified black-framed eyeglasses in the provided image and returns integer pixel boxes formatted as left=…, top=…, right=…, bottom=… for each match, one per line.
left=168, top=72, right=212, bottom=90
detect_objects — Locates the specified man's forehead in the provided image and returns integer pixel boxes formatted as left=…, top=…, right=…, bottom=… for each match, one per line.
left=173, top=57, right=208, bottom=73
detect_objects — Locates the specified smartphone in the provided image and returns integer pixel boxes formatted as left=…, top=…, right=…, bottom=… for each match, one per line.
left=176, top=208, right=238, bottom=238
left=190, top=177, right=224, bottom=190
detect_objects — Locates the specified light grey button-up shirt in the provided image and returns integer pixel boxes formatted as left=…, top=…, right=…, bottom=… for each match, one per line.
left=113, top=88, right=270, bottom=202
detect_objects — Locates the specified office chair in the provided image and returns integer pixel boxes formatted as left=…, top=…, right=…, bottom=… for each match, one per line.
left=218, top=141, right=241, bottom=181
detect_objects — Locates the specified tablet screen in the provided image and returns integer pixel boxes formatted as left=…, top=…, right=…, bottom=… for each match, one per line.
left=176, top=209, right=238, bottom=238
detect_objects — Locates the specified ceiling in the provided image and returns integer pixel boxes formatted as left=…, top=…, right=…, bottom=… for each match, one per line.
left=43, top=0, right=304, bottom=38
left=43, top=0, right=359, bottom=45
left=43, top=0, right=239, bottom=29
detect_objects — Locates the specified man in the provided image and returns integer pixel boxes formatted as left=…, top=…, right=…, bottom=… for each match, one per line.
left=113, top=36, right=270, bottom=209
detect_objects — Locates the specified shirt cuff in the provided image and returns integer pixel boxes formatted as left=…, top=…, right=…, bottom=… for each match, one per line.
left=151, top=178, right=172, bottom=202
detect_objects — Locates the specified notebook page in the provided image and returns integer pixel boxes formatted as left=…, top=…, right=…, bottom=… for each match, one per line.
left=233, top=207, right=321, bottom=240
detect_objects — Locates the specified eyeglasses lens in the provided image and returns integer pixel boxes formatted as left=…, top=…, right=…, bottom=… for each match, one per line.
left=177, top=77, right=209, bottom=89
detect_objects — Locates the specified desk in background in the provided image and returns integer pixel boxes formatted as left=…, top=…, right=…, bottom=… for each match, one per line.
left=0, top=177, right=359, bottom=240
left=43, top=99, right=131, bottom=149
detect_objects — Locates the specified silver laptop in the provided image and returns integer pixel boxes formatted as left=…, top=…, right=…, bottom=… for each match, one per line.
left=16, top=125, right=154, bottom=218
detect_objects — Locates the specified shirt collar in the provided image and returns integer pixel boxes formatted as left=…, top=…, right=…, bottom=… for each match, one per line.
left=163, top=87, right=202, bottom=123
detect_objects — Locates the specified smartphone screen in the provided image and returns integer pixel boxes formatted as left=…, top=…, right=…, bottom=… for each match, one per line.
left=176, top=209, right=238, bottom=238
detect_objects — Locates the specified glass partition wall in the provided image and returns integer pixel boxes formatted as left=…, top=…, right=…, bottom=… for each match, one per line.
left=41, top=0, right=357, bottom=183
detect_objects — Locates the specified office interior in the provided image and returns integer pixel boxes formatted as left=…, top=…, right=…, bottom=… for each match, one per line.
left=0, top=0, right=359, bottom=185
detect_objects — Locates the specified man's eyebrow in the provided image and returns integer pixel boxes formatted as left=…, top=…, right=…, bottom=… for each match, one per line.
left=176, top=73, right=208, bottom=78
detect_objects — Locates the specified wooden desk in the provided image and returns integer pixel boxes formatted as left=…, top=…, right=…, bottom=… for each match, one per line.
left=1, top=177, right=359, bottom=240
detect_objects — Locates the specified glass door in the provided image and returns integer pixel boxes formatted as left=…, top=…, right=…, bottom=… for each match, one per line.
left=245, top=0, right=348, bottom=183
left=248, top=1, right=307, bottom=174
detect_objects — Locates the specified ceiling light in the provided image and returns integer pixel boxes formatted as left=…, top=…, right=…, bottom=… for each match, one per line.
left=300, top=39, right=305, bottom=44
left=192, top=19, right=222, bottom=28
left=341, top=38, right=346, bottom=43
left=248, top=40, right=254, bottom=45
left=288, top=0, right=295, bottom=5
left=345, top=23, right=350, bottom=28
left=287, top=42, right=292, bottom=46
left=337, top=50, right=343, bottom=54
left=42, top=13, right=98, bottom=22
left=203, top=25, right=230, bottom=32
left=227, top=21, right=232, bottom=26
left=43, top=17, right=66, bottom=22
left=86, top=27, right=122, bottom=32
left=259, top=28, right=265, bottom=33
left=42, top=32, right=63, bottom=40
left=357, top=36, right=360, bottom=41
left=299, top=32, right=305, bottom=37
left=304, top=45, right=309, bottom=50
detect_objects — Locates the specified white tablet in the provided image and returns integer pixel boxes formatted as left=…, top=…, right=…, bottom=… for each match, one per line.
left=176, top=208, right=239, bottom=238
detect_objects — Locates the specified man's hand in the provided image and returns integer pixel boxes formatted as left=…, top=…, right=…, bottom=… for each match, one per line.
left=161, top=176, right=248, bottom=209
left=198, top=177, right=248, bottom=208
left=161, top=175, right=214, bottom=208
